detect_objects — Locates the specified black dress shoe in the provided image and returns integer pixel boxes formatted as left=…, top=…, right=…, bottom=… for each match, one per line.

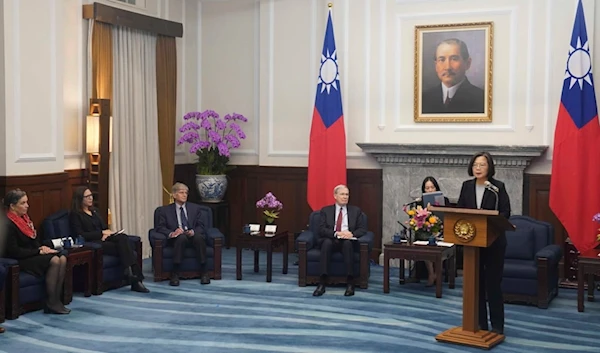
left=200, top=274, right=211, bottom=285
left=169, top=274, right=180, bottom=286
left=131, top=281, right=150, bottom=293
left=313, top=284, right=326, bottom=296
left=344, top=284, right=355, bottom=296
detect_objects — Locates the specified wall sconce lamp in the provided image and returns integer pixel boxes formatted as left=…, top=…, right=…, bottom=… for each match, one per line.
left=86, top=98, right=112, bottom=222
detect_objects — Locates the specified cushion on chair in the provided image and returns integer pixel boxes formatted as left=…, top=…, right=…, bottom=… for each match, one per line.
left=505, top=227, right=535, bottom=260
left=503, top=259, right=537, bottom=279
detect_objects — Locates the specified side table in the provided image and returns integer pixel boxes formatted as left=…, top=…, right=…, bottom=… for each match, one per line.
left=200, top=201, right=231, bottom=249
left=577, top=248, right=600, bottom=312
left=236, top=231, right=291, bottom=282
left=383, top=241, right=455, bottom=298
left=64, top=246, right=94, bottom=304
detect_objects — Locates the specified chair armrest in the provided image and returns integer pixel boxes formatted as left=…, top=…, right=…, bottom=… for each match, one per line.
left=0, top=258, right=18, bottom=267
left=296, top=230, right=316, bottom=251
left=127, top=235, right=141, bottom=243
left=535, top=244, right=562, bottom=266
left=149, top=229, right=167, bottom=243
left=205, top=227, right=224, bottom=247
left=358, top=231, right=375, bottom=252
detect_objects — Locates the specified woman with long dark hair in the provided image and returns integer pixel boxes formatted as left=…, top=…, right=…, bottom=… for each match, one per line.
left=3, top=189, right=70, bottom=314
left=457, top=152, right=511, bottom=334
left=69, top=186, right=149, bottom=293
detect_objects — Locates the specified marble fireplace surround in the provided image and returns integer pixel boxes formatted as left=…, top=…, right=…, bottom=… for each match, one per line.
left=356, top=144, right=547, bottom=264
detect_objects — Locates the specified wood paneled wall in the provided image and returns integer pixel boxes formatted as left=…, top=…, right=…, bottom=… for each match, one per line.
left=523, top=174, right=567, bottom=245
left=174, top=165, right=383, bottom=260
left=0, top=170, right=88, bottom=229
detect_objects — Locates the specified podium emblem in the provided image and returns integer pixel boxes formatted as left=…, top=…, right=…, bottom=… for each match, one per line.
left=453, top=219, right=476, bottom=242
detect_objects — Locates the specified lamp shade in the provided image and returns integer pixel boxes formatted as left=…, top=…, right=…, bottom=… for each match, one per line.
left=86, top=115, right=100, bottom=153
left=86, top=115, right=112, bottom=153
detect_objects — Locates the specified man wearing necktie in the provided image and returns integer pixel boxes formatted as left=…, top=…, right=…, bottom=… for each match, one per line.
left=312, top=185, right=367, bottom=297
left=155, top=183, right=210, bottom=286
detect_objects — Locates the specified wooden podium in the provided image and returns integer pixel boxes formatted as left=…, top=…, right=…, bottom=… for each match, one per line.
left=429, top=206, right=515, bottom=350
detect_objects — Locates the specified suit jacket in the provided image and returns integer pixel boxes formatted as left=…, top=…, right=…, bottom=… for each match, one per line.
left=69, top=209, right=108, bottom=242
left=318, top=204, right=367, bottom=240
left=456, top=178, right=511, bottom=219
left=154, top=202, right=206, bottom=238
left=421, top=78, right=485, bottom=114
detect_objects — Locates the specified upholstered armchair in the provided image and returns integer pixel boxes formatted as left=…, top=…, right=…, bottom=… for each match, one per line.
left=502, top=215, right=562, bottom=309
left=0, top=262, right=8, bottom=324
left=42, top=210, right=143, bottom=295
left=0, top=256, right=46, bottom=319
left=296, top=211, right=374, bottom=289
left=149, top=205, right=223, bottom=281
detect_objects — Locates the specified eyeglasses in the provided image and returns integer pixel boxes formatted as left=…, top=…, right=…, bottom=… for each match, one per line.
left=83, top=194, right=93, bottom=199
left=473, top=163, right=488, bottom=168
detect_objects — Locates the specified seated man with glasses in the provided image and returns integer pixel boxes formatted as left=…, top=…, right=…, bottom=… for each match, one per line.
left=154, top=183, right=210, bottom=286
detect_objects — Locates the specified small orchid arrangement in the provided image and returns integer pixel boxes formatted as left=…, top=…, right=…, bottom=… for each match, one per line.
left=177, top=110, right=248, bottom=175
left=593, top=213, right=600, bottom=242
left=403, top=205, right=443, bottom=241
left=256, top=192, right=283, bottom=224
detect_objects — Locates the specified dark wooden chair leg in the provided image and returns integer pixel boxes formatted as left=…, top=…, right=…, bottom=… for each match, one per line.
left=359, top=243, right=368, bottom=289
left=153, top=240, right=164, bottom=282
left=298, top=242, right=307, bottom=287
left=213, top=238, right=223, bottom=280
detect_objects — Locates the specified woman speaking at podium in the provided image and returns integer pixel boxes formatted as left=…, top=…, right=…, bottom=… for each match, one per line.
left=457, top=151, right=511, bottom=335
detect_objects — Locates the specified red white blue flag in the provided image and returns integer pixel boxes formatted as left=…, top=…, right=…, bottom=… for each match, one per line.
left=550, top=0, right=600, bottom=253
left=307, top=9, right=346, bottom=211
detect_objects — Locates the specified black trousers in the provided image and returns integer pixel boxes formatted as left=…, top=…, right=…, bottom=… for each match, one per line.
left=101, top=233, right=143, bottom=280
left=170, top=234, right=207, bottom=272
left=319, top=238, right=354, bottom=278
left=479, top=234, right=507, bottom=331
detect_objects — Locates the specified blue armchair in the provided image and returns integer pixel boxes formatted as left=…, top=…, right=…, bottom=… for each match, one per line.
left=149, top=205, right=223, bottom=281
left=0, top=257, right=46, bottom=319
left=296, top=211, right=374, bottom=289
left=0, top=262, right=7, bottom=324
left=42, top=210, right=143, bottom=295
left=502, top=215, right=562, bottom=308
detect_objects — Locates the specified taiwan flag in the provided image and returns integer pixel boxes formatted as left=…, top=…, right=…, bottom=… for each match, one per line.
left=307, top=9, right=346, bottom=211
left=550, top=0, right=600, bottom=253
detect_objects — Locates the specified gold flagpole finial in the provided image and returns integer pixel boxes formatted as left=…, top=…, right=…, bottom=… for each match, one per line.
left=328, top=3, right=333, bottom=8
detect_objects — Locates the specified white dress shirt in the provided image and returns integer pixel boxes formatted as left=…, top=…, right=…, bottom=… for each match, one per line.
left=441, top=78, right=465, bottom=103
left=333, top=204, right=349, bottom=232
left=175, top=203, right=189, bottom=229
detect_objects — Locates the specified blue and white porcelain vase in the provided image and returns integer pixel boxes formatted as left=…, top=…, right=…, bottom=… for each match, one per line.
left=195, top=174, right=227, bottom=203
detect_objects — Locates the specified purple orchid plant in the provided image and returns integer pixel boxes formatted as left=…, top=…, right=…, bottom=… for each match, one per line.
left=177, top=110, right=247, bottom=175
left=256, top=192, right=284, bottom=224
left=594, top=213, right=600, bottom=242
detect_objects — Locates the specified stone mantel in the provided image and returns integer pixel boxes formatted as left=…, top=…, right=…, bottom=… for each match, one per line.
left=356, top=143, right=548, bottom=264
left=356, top=144, right=548, bottom=168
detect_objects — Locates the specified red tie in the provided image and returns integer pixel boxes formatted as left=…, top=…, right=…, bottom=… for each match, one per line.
left=335, top=208, right=343, bottom=232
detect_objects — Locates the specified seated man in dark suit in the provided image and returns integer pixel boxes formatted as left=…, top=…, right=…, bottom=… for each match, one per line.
left=155, top=183, right=210, bottom=286
left=313, top=184, right=367, bottom=297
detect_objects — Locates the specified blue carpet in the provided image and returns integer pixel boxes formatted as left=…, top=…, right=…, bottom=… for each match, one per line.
left=0, top=248, right=598, bottom=353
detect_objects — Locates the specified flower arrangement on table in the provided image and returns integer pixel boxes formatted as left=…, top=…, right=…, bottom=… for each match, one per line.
left=256, top=192, right=283, bottom=224
left=594, top=213, right=600, bottom=242
left=403, top=205, right=443, bottom=241
left=177, top=110, right=248, bottom=175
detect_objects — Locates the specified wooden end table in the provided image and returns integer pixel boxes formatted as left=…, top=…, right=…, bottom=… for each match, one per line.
left=577, top=248, right=600, bottom=312
left=383, top=241, right=456, bottom=298
left=63, top=246, right=94, bottom=304
left=236, top=231, right=292, bottom=282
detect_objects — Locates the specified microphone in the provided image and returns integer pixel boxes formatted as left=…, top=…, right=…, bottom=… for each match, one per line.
left=402, top=198, right=422, bottom=207
left=484, top=181, right=499, bottom=211
left=484, top=181, right=499, bottom=192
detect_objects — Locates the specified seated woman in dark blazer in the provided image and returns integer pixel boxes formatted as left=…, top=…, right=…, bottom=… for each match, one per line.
left=69, top=186, right=149, bottom=293
left=3, top=189, right=70, bottom=314
left=457, top=151, right=511, bottom=335
left=415, top=176, right=450, bottom=286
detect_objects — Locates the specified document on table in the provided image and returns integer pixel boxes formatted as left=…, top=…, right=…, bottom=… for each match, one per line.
left=413, top=240, right=454, bottom=247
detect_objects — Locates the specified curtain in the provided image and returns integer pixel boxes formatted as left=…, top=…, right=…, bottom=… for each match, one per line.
left=156, top=35, right=177, bottom=205
left=110, top=26, right=162, bottom=258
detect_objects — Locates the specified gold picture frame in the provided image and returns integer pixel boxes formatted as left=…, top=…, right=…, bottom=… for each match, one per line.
left=414, top=22, right=493, bottom=123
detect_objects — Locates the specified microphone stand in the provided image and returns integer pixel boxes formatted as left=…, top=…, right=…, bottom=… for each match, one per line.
left=486, top=186, right=499, bottom=211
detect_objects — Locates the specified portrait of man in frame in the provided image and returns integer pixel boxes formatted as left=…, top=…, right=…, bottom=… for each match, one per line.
left=415, top=22, right=493, bottom=122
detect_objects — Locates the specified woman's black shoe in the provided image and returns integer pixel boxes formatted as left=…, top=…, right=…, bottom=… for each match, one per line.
left=131, top=281, right=150, bottom=293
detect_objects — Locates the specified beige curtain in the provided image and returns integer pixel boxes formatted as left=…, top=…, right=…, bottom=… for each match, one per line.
left=156, top=36, right=177, bottom=205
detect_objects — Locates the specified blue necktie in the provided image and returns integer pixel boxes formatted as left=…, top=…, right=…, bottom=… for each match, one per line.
left=180, top=206, right=189, bottom=230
